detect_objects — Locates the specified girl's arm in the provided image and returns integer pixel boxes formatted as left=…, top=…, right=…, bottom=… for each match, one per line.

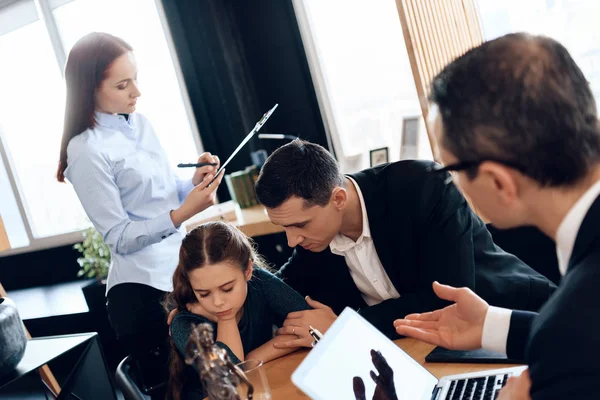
left=171, top=312, right=243, bottom=365
left=181, top=302, right=246, bottom=363
left=245, top=269, right=312, bottom=362
left=216, top=318, right=245, bottom=362
left=246, top=335, right=299, bottom=363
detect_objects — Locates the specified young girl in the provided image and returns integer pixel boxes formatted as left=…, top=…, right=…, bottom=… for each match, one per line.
left=56, top=32, right=223, bottom=392
left=167, top=221, right=310, bottom=399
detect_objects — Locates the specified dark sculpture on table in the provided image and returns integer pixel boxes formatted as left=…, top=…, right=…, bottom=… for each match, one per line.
left=185, top=322, right=254, bottom=400
left=0, top=297, right=27, bottom=377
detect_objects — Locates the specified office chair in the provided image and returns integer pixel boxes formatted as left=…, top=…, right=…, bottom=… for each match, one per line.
left=115, top=343, right=169, bottom=400
left=115, top=355, right=148, bottom=400
left=115, top=355, right=168, bottom=400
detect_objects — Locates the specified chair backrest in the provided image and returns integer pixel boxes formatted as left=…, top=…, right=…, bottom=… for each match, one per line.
left=115, top=356, right=148, bottom=400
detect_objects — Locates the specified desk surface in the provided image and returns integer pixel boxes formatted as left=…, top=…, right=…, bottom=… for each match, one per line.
left=263, top=338, right=522, bottom=399
left=186, top=202, right=284, bottom=238
left=7, top=280, right=92, bottom=320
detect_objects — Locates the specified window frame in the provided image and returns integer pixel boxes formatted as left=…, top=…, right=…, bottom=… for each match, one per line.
left=291, top=0, right=429, bottom=173
left=291, top=0, right=357, bottom=172
left=0, top=0, right=203, bottom=256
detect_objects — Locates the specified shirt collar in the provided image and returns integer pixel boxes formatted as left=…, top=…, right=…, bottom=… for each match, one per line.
left=555, top=179, right=600, bottom=276
left=94, top=111, right=135, bottom=132
left=330, top=177, right=371, bottom=254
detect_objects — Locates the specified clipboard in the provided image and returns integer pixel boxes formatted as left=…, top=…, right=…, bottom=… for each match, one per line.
left=209, top=103, right=279, bottom=185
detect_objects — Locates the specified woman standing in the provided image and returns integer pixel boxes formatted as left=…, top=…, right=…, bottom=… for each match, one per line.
left=56, top=32, right=223, bottom=394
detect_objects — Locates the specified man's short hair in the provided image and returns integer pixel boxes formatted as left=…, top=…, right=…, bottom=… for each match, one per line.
left=430, top=32, right=600, bottom=186
left=255, top=139, right=344, bottom=208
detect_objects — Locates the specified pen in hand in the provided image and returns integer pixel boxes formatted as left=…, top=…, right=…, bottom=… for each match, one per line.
left=177, top=162, right=218, bottom=168
left=309, top=325, right=323, bottom=348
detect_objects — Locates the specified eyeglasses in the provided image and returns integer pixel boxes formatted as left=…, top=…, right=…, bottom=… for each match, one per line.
left=428, top=159, right=528, bottom=185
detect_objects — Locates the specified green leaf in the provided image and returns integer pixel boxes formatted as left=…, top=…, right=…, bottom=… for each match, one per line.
left=74, top=227, right=111, bottom=282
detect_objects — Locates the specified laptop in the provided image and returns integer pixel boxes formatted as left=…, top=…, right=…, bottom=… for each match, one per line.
left=292, top=308, right=526, bottom=400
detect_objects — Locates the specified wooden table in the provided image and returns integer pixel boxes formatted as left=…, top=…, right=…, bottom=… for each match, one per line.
left=263, top=338, right=522, bottom=399
left=185, top=202, right=284, bottom=238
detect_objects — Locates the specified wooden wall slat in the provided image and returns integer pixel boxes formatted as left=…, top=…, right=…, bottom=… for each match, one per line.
left=430, top=0, right=452, bottom=68
left=409, top=0, right=434, bottom=87
left=395, top=0, right=485, bottom=218
left=464, top=0, right=484, bottom=45
left=397, top=0, right=425, bottom=109
left=442, top=0, right=462, bottom=58
left=405, top=0, right=430, bottom=98
left=396, top=0, right=483, bottom=153
left=453, top=0, right=469, bottom=53
left=423, top=0, right=444, bottom=76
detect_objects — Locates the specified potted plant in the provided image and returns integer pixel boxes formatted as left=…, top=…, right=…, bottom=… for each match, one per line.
left=74, top=227, right=111, bottom=313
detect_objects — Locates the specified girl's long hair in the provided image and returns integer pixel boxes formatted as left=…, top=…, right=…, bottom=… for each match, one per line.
left=56, top=32, right=132, bottom=182
left=165, top=221, right=266, bottom=400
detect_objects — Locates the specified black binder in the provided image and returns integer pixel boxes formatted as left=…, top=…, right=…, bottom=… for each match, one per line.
left=425, top=346, right=523, bottom=364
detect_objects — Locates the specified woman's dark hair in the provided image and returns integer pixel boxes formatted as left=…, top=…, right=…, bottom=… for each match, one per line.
left=164, top=221, right=266, bottom=400
left=56, top=32, right=133, bottom=182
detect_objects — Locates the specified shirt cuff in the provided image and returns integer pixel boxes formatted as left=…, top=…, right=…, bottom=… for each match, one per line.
left=147, top=210, right=179, bottom=239
left=481, top=306, right=512, bottom=355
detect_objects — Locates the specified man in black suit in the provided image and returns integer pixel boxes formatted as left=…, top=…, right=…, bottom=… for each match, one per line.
left=254, top=137, right=555, bottom=344
left=394, top=33, right=600, bottom=399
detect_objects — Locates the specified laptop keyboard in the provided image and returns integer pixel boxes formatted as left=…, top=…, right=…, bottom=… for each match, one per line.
left=444, top=373, right=509, bottom=400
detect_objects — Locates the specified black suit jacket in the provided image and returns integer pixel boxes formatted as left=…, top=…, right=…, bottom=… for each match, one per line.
left=505, top=194, right=600, bottom=399
left=276, top=161, right=556, bottom=337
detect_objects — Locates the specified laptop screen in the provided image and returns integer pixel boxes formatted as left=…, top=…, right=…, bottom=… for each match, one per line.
left=292, top=308, right=438, bottom=400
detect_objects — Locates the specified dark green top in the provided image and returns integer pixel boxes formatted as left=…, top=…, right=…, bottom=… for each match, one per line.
left=170, top=268, right=310, bottom=397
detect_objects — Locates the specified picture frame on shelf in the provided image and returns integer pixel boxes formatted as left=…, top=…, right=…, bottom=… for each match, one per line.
left=400, top=116, right=420, bottom=160
left=369, top=147, right=389, bottom=167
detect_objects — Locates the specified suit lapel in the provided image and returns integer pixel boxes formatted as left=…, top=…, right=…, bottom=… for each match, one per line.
left=567, top=195, right=600, bottom=272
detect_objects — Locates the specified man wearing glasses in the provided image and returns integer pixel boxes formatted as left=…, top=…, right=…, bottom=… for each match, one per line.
left=253, top=134, right=556, bottom=348
left=394, top=33, right=600, bottom=399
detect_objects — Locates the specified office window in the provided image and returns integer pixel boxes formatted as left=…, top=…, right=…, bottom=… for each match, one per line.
left=293, top=0, right=433, bottom=173
left=477, top=0, right=600, bottom=103
left=0, top=0, right=199, bottom=254
left=0, top=154, right=28, bottom=249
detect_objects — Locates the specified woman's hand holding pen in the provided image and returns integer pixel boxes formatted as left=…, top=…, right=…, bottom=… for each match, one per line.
left=170, top=167, right=225, bottom=227
left=192, top=153, right=220, bottom=186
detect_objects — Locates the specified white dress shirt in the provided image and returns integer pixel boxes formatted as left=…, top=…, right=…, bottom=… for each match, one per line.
left=65, top=112, right=194, bottom=293
left=481, top=178, right=600, bottom=354
left=329, top=178, right=400, bottom=306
